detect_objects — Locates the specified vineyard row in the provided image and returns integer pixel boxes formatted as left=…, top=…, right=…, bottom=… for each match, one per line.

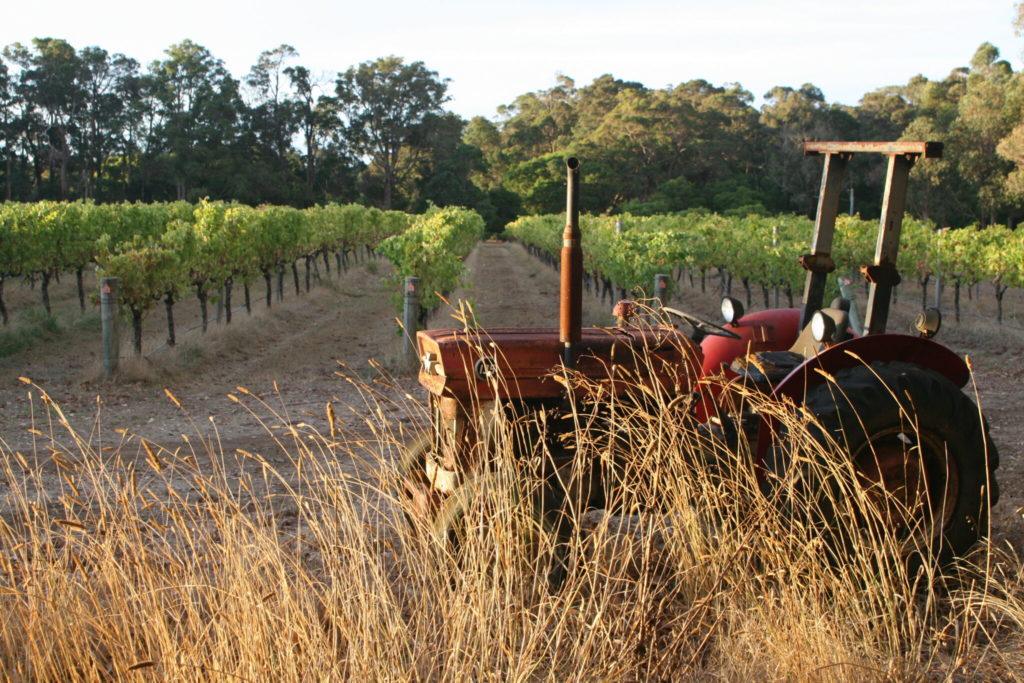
left=0, top=201, right=484, bottom=355
left=505, top=213, right=1024, bottom=323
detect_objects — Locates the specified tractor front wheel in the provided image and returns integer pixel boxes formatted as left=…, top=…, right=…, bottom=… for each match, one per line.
left=398, top=434, right=445, bottom=525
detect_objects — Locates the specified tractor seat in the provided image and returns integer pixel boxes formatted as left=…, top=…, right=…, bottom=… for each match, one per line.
left=731, top=307, right=851, bottom=385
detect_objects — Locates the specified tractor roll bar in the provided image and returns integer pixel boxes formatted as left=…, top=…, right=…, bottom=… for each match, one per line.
left=804, top=141, right=943, bottom=158
left=799, top=140, right=942, bottom=334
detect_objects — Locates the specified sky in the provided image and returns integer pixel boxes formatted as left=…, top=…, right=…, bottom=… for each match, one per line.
left=2, top=0, right=1021, bottom=120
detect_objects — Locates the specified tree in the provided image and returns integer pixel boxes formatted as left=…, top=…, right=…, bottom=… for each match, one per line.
left=409, top=112, right=482, bottom=207
left=148, top=40, right=241, bottom=201
left=583, top=87, right=698, bottom=204
left=117, top=69, right=161, bottom=200
left=575, top=74, right=644, bottom=133
left=953, top=43, right=1018, bottom=226
left=243, top=44, right=299, bottom=202
left=335, top=56, right=448, bottom=209
left=502, top=153, right=574, bottom=214
left=899, top=71, right=967, bottom=225
left=997, top=114, right=1024, bottom=210
left=493, top=74, right=579, bottom=178
left=760, top=84, right=856, bottom=214
left=76, top=47, right=138, bottom=199
left=462, top=115, right=502, bottom=189
left=0, top=59, right=16, bottom=199
left=285, top=64, right=344, bottom=202
left=995, top=22, right=1024, bottom=217
left=3, top=38, right=85, bottom=199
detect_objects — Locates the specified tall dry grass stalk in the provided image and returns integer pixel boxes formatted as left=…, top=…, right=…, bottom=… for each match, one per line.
left=0, top=362, right=1021, bottom=681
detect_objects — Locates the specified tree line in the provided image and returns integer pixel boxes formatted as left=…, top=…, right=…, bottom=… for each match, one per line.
left=477, top=40, right=1024, bottom=230
left=1, top=20, right=1023, bottom=232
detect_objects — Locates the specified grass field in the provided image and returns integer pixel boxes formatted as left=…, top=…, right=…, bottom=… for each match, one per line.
left=1, top=367, right=1020, bottom=682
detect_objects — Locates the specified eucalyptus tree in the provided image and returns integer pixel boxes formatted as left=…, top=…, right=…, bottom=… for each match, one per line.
left=116, top=70, right=164, bottom=200
left=244, top=44, right=300, bottom=202
left=584, top=86, right=699, bottom=203
left=953, top=43, right=1019, bottom=226
left=335, top=56, right=448, bottom=209
left=148, top=40, right=241, bottom=200
left=3, top=38, right=85, bottom=199
left=997, top=83, right=1024, bottom=211
left=760, top=84, right=856, bottom=214
left=901, top=71, right=969, bottom=226
left=495, top=74, right=578, bottom=166
left=408, top=112, right=487, bottom=209
left=0, top=60, right=16, bottom=199
left=1004, top=2, right=1024, bottom=209
left=574, top=74, right=645, bottom=133
left=285, top=64, right=340, bottom=201
left=76, top=47, right=139, bottom=199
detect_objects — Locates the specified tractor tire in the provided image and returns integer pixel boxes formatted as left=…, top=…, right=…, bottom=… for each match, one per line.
left=770, top=360, right=999, bottom=566
left=398, top=434, right=441, bottom=526
left=398, top=413, right=602, bottom=586
left=429, top=472, right=571, bottom=584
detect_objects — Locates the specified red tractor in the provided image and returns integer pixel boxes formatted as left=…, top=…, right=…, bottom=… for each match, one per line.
left=403, top=144, right=999, bottom=570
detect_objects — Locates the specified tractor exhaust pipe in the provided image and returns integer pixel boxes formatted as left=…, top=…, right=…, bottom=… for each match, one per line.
left=560, top=157, right=582, bottom=369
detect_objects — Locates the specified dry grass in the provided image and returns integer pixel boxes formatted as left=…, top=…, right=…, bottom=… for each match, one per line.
left=1, top=360, right=1022, bottom=682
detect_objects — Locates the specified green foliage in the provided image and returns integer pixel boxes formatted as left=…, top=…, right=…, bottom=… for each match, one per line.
left=0, top=199, right=419, bottom=338
left=507, top=210, right=1024, bottom=309
left=336, top=56, right=448, bottom=210
left=502, top=154, right=569, bottom=215
left=96, top=238, right=182, bottom=316
left=0, top=199, right=469, bottom=329
left=378, top=206, right=484, bottom=309
left=5, top=35, right=1024, bottom=232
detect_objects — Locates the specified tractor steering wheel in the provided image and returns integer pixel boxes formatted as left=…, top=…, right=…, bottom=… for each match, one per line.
left=663, top=306, right=741, bottom=340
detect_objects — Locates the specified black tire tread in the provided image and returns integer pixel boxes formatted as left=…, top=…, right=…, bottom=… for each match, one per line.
left=790, top=361, right=999, bottom=562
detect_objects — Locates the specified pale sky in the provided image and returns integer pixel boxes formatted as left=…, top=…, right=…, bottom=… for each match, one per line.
left=3, top=0, right=1021, bottom=119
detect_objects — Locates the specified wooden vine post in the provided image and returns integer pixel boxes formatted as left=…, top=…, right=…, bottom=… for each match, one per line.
left=100, top=277, right=121, bottom=378
left=403, top=276, right=421, bottom=367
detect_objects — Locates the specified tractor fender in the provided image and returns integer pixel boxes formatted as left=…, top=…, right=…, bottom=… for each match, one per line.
left=772, top=333, right=971, bottom=403
left=699, top=307, right=801, bottom=377
left=752, top=334, right=971, bottom=468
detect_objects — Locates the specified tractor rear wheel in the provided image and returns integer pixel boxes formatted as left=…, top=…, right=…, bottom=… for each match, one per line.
left=772, top=361, right=999, bottom=566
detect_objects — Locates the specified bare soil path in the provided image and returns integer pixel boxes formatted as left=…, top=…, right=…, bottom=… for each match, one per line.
left=0, top=255, right=418, bottom=472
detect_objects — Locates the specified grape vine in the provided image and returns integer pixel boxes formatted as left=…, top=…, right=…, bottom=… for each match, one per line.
left=505, top=212, right=1024, bottom=323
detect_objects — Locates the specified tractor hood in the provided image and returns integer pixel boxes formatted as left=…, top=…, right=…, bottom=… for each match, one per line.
left=417, top=326, right=701, bottom=400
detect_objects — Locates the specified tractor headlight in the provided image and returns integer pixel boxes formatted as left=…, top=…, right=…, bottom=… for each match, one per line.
left=721, top=296, right=744, bottom=325
left=811, top=310, right=837, bottom=343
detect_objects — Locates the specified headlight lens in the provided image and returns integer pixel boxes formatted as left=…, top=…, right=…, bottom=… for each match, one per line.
left=721, top=296, right=744, bottom=325
left=810, top=310, right=836, bottom=343
left=422, top=352, right=442, bottom=375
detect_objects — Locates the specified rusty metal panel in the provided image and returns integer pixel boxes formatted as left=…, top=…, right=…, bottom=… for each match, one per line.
left=417, top=326, right=700, bottom=400
left=772, top=334, right=971, bottom=401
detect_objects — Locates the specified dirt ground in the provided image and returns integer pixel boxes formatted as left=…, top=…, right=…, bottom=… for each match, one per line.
left=1, top=240, right=1021, bottom=550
